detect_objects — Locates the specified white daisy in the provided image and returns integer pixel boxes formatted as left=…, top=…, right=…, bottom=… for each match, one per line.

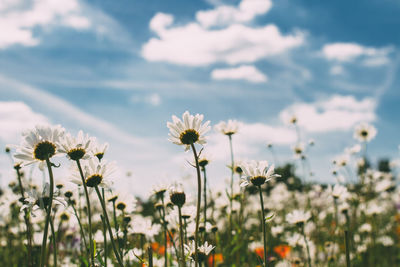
left=286, top=210, right=311, bottom=226
left=91, top=137, right=109, bottom=161
left=240, top=161, right=280, bottom=187
left=184, top=240, right=215, bottom=262
left=214, top=120, right=239, bottom=136
left=58, top=130, right=93, bottom=161
left=353, top=122, right=377, bottom=142
left=71, top=158, right=115, bottom=188
left=167, top=111, right=210, bottom=151
left=13, top=124, right=65, bottom=168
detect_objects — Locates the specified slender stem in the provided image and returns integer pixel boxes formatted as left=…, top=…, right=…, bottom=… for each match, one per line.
left=148, top=246, right=153, bottom=267
left=102, top=188, right=108, bottom=267
left=95, top=186, right=125, bottom=267
left=184, top=218, right=188, bottom=244
left=158, top=208, right=180, bottom=262
left=344, top=230, right=351, bottom=267
left=40, top=157, right=55, bottom=267
left=161, top=197, right=168, bottom=267
left=112, top=200, right=124, bottom=259
left=76, top=159, right=95, bottom=266
left=302, top=225, right=312, bottom=267
left=258, top=186, right=268, bottom=267
left=178, top=206, right=186, bottom=267
left=228, top=135, right=234, bottom=231
left=16, top=167, right=33, bottom=267
left=70, top=200, right=89, bottom=256
left=202, top=167, right=207, bottom=243
left=190, top=144, right=202, bottom=267
left=49, top=215, right=57, bottom=267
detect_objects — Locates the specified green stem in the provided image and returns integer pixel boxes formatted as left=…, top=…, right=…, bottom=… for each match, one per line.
left=70, top=199, right=89, bottom=258
left=76, top=159, right=95, bottom=266
left=344, top=230, right=351, bottom=267
left=161, top=197, right=168, bottom=267
left=258, top=186, right=268, bottom=267
left=228, top=135, right=234, bottom=231
left=49, top=215, right=57, bottom=267
left=40, top=157, right=55, bottom=267
left=95, top=186, right=125, bottom=267
left=302, top=225, right=312, bottom=267
left=102, top=188, right=108, bottom=267
left=202, top=167, right=207, bottom=243
left=178, top=206, right=186, bottom=267
left=190, top=144, right=202, bottom=267
left=148, top=246, right=153, bottom=267
left=112, top=200, right=124, bottom=259
left=16, top=167, right=33, bottom=267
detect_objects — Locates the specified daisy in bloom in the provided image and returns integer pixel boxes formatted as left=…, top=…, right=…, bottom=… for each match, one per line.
left=58, top=130, right=93, bottom=161
left=13, top=124, right=65, bottom=168
left=91, top=137, right=109, bottom=161
left=214, top=120, right=239, bottom=136
left=353, top=122, right=377, bottom=142
left=167, top=111, right=210, bottom=151
left=240, top=161, right=281, bottom=187
left=286, top=210, right=311, bottom=226
left=185, top=240, right=215, bottom=262
left=71, top=158, right=115, bottom=188
left=21, top=183, right=66, bottom=216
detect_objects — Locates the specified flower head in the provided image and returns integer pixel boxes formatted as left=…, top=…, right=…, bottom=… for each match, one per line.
left=91, top=138, right=109, bottom=161
left=14, top=125, right=65, bottom=167
left=185, top=240, right=215, bottom=262
left=240, top=161, right=280, bottom=187
left=167, top=111, right=210, bottom=151
left=169, top=183, right=186, bottom=207
left=71, top=158, right=115, bottom=188
left=353, top=122, right=377, bottom=142
left=214, top=120, right=239, bottom=136
left=286, top=210, right=311, bottom=226
left=58, top=130, right=93, bottom=161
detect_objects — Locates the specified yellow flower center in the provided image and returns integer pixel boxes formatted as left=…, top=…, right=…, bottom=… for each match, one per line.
left=33, top=141, right=56, bottom=160
left=179, top=129, right=199, bottom=145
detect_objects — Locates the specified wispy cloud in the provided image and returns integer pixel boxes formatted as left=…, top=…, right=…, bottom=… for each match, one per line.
left=211, top=65, right=268, bottom=83
left=321, top=42, right=393, bottom=67
left=280, top=95, right=376, bottom=133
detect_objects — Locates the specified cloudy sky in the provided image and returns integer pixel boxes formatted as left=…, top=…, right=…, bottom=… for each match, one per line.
left=0, top=0, right=399, bottom=196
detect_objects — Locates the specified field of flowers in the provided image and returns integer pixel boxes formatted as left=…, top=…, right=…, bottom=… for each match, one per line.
left=0, top=111, right=399, bottom=267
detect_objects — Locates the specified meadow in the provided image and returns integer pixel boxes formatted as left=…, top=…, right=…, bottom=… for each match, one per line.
left=0, top=111, right=399, bottom=267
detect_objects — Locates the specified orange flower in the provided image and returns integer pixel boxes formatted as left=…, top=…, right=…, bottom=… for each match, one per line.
left=151, top=242, right=166, bottom=255
left=274, top=245, right=291, bottom=259
left=207, top=253, right=223, bottom=266
left=254, top=247, right=265, bottom=259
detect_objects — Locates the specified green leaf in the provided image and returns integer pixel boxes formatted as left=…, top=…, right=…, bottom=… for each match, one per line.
left=265, top=212, right=275, bottom=222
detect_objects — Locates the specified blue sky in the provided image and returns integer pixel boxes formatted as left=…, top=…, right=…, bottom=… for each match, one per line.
left=0, top=0, right=399, bottom=195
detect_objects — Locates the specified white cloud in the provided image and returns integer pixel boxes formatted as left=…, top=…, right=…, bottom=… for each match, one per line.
left=280, top=95, right=376, bottom=132
left=207, top=121, right=296, bottom=161
left=0, top=0, right=127, bottom=49
left=330, top=65, right=345, bottom=76
left=142, top=0, right=304, bottom=66
left=196, top=0, right=272, bottom=28
left=211, top=65, right=268, bottom=83
left=0, top=101, right=48, bottom=143
left=321, top=42, right=392, bottom=67
left=131, top=93, right=161, bottom=106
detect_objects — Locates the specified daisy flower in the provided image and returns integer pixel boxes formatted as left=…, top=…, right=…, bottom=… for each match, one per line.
left=91, top=137, right=109, bottom=161
left=71, top=158, right=115, bottom=188
left=169, top=183, right=186, bottom=207
left=353, top=122, right=377, bottom=142
left=167, top=111, right=210, bottom=151
left=21, top=183, right=66, bottom=216
left=58, top=130, right=93, bottom=161
left=240, top=161, right=280, bottom=187
left=214, top=120, right=239, bottom=136
left=13, top=124, right=65, bottom=168
left=185, top=240, right=215, bottom=262
left=286, top=210, right=311, bottom=226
